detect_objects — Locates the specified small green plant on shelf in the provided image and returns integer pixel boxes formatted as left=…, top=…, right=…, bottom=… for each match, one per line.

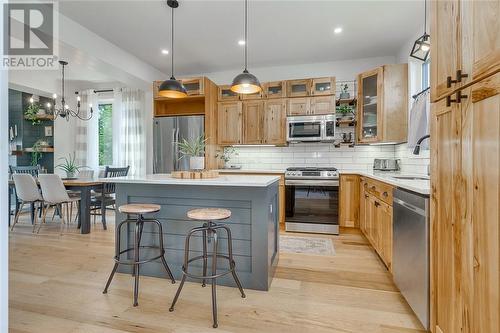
left=25, top=102, right=42, bottom=125
left=336, top=104, right=354, bottom=116
left=56, top=152, right=84, bottom=178
left=30, top=139, right=44, bottom=166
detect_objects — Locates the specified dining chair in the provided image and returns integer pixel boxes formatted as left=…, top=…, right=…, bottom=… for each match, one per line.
left=9, top=165, right=42, bottom=221
left=38, top=174, right=80, bottom=235
left=11, top=174, right=43, bottom=232
left=78, top=169, right=95, bottom=178
left=91, top=166, right=129, bottom=227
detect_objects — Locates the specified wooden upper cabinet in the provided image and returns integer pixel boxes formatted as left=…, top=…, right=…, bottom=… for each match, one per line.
left=339, top=174, right=360, bottom=228
left=287, top=97, right=310, bottom=116
left=217, top=101, right=242, bottom=145
left=241, top=89, right=264, bottom=100
left=181, top=77, right=204, bottom=96
left=310, top=96, right=335, bottom=115
left=264, top=99, right=287, bottom=145
left=287, top=79, right=312, bottom=97
left=264, top=81, right=286, bottom=99
left=461, top=0, right=500, bottom=86
left=242, top=101, right=264, bottom=144
left=218, top=85, right=240, bottom=101
left=430, top=0, right=462, bottom=102
left=311, top=77, right=336, bottom=96
left=356, top=64, right=408, bottom=144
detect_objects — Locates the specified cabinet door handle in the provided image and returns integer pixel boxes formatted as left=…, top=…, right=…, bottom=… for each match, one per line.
left=371, top=186, right=376, bottom=191
left=446, top=91, right=469, bottom=107
left=383, top=191, right=388, bottom=197
left=364, top=195, right=369, bottom=198
left=374, top=201, right=380, bottom=207
left=446, top=69, right=469, bottom=88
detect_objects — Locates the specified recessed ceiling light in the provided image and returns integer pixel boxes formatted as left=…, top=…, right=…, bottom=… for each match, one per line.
left=238, top=40, right=246, bottom=46
left=334, top=27, right=343, bottom=34
left=161, top=49, right=169, bottom=55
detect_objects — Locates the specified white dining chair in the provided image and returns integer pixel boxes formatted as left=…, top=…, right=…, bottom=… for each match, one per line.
left=11, top=174, right=43, bottom=232
left=38, top=174, right=80, bottom=235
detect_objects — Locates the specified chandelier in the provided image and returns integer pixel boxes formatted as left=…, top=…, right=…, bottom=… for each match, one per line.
left=46, top=60, right=93, bottom=121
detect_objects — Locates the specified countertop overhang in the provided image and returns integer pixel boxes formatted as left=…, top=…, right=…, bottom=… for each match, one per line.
left=99, top=173, right=281, bottom=187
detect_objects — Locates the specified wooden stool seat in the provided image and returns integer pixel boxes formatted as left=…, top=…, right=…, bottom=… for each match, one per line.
left=187, top=208, right=231, bottom=221
left=118, top=204, right=161, bottom=215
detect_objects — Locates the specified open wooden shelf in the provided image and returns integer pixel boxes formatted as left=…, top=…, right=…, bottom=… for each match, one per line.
left=24, top=114, right=54, bottom=121
left=336, top=98, right=356, bottom=106
left=336, top=118, right=356, bottom=127
left=24, top=147, right=54, bottom=153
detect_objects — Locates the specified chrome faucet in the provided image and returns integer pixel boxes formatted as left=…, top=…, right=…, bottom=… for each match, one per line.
left=413, top=134, right=430, bottom=155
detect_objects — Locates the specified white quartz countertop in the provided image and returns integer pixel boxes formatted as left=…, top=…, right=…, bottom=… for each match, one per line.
left=100, top=173, right=281, bottom=187
left=341, top=170, right=430, bottom=195
left=217, top=168, right=285, bottom=174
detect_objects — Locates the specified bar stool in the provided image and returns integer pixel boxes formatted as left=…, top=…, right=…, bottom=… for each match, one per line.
left=103, top=203, right=175, bottom=306
left=169, top=208, right=246, bottom=328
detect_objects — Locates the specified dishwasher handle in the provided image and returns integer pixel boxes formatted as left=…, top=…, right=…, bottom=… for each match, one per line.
left=393, top=197, right=426, bottom=216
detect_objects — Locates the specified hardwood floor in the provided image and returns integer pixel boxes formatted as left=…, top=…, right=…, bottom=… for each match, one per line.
left=8, top=211, right=425, bottom=333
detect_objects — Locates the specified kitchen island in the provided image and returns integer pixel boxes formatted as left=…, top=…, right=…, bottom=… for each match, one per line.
left=105, top=174, right=280, bottom=291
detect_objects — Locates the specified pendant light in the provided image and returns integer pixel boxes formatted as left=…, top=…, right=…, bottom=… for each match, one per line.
left=231, top=0, right=262, bottom=94
left=410, top=0, right=430, bottom=61
left=158, top=0, right=187, bottom=98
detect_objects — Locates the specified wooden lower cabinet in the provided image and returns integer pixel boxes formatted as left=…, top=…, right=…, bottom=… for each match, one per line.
left=339, top=174, right=360, bottom=227
left=358, top=176, right=393, bottom=272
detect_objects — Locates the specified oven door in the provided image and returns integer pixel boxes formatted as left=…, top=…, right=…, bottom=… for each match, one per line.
left=287, top=119, right=323, bottom=142
left=285, top=179, right=339, bottom=234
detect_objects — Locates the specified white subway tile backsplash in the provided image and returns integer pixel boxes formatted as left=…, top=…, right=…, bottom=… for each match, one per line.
left=226, top=142, right=430, bottom=174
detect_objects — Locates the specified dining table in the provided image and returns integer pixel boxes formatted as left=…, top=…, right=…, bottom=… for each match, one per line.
left=8, top=178, right=105, bottom=234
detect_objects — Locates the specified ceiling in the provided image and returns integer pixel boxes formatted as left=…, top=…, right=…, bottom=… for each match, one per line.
left=59, top=0, right=424, bottom=76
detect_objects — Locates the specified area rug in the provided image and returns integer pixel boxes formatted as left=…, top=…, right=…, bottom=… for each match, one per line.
left=280, top=235, right=335, bottom=256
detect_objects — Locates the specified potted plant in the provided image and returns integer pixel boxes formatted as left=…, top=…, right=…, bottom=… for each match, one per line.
left=30, top=139, right=44, bottom=166
left=178, top=135, right=207, bottom=170
left=339, top=84, right=350, bottom=99
left=24, top=102, right=42, bottom=125
left=56, top=152, right=84, bottom=178
left=336, top=104, right=354, bottom=120
left=215, top=147, right=238, bottom=169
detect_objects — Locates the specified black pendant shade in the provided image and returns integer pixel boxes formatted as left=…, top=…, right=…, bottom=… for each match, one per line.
left=231, top=70, right=262, bottom=94
left=231, top=0, right=261, bottom=94
left=410, top=0, right=430, bottom=61
left=159, top=0, right=187, bottom=99
left=158, top=76, right=187, bottom=98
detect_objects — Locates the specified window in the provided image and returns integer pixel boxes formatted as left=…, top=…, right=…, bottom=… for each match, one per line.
left=98, top=104, right=113, bottom=166
left=421, top=58, right=430, bottom=90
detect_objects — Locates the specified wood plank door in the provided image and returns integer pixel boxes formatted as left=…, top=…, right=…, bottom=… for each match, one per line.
left=339, top=174, right=360, bottom=228
left=461, top=0, right=500, bottom=86
left=359, top=179, right=368, bottom=235
left=468, top=73, right=500, bottom=333
left=217, top=101, right=242, bottom=145
left=287, top=98, right=310, bottom=116
left=242, top=101, right=264, bottom=144
left=430, top=0, right=462, bottom=102
left=377, top=200, right=393, bottom=272
left=430, top=98, right=462, bottom=333
left=264, top=99, right=286, bottom=145
left=310, top=96, right=335, bottom=115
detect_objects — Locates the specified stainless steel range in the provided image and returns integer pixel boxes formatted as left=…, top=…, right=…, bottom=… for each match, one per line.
left=285, top=167, right=339, bottom=235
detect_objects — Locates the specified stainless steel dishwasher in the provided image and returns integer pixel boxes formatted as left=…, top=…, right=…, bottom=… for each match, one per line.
left=393, top=188, right=430, bottom=330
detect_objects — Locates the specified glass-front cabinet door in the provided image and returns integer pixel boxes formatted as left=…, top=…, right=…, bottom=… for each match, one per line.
left=264, top=81, right=286, bottom=98
left=311, top=77, right=335, bottom=96
left=357, top=68, right=382, bottom=143
left=287, top=79, right=311, bottom=97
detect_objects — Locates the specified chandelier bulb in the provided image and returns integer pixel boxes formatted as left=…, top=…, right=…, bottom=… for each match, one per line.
left=52, top=93, right=57, bottom=99
left=29, top=97, right=34, bottom=104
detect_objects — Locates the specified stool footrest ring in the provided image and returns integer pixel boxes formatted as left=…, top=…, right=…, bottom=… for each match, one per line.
left=181, top=255, right=236, bottom=280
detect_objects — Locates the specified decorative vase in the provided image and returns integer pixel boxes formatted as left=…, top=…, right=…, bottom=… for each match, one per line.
left=66, top=171, right=75, bottom=179
left=189, top=156, right=205, bottom=170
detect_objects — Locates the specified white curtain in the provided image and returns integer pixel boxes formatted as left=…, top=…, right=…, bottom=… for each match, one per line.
left=114, top=88, right=146, bottom=176
left=74, top=89, right=99, bottom=172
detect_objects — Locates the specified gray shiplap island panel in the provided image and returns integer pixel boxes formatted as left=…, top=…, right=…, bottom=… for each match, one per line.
left=114, top=178, right=280, bottom=291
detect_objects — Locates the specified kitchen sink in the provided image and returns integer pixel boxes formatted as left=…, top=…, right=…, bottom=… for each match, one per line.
left=392, top=176, right=430, bottom=181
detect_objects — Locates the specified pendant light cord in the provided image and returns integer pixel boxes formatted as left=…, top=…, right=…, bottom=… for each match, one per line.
left=244, top=0, right=248, bottom=71
left=61, top=64, right=65, bottom=103
left=424, top=0, right=427, bottom=34
left=171, top=6, right=175, bottom=79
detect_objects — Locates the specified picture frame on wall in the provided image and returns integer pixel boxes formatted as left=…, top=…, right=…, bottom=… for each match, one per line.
left=44, top=126, right=53, bottom=137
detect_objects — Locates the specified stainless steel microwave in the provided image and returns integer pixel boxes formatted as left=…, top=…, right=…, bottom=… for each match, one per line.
left=286, top=115, right=336, bottom=142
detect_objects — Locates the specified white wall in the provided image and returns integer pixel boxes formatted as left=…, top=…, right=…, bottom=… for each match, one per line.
left=1, top=0, right=9, bottom=329
left=189, top=55, right=396, bottom=85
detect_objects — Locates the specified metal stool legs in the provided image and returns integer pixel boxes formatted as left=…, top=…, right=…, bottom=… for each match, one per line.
left=169, top=221, right=245, bottom=328
left=103, top=215, right=175, bottom=306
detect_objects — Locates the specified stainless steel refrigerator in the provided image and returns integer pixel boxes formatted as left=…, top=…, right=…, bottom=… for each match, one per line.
left=153, top=116, right=204, bottom=173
